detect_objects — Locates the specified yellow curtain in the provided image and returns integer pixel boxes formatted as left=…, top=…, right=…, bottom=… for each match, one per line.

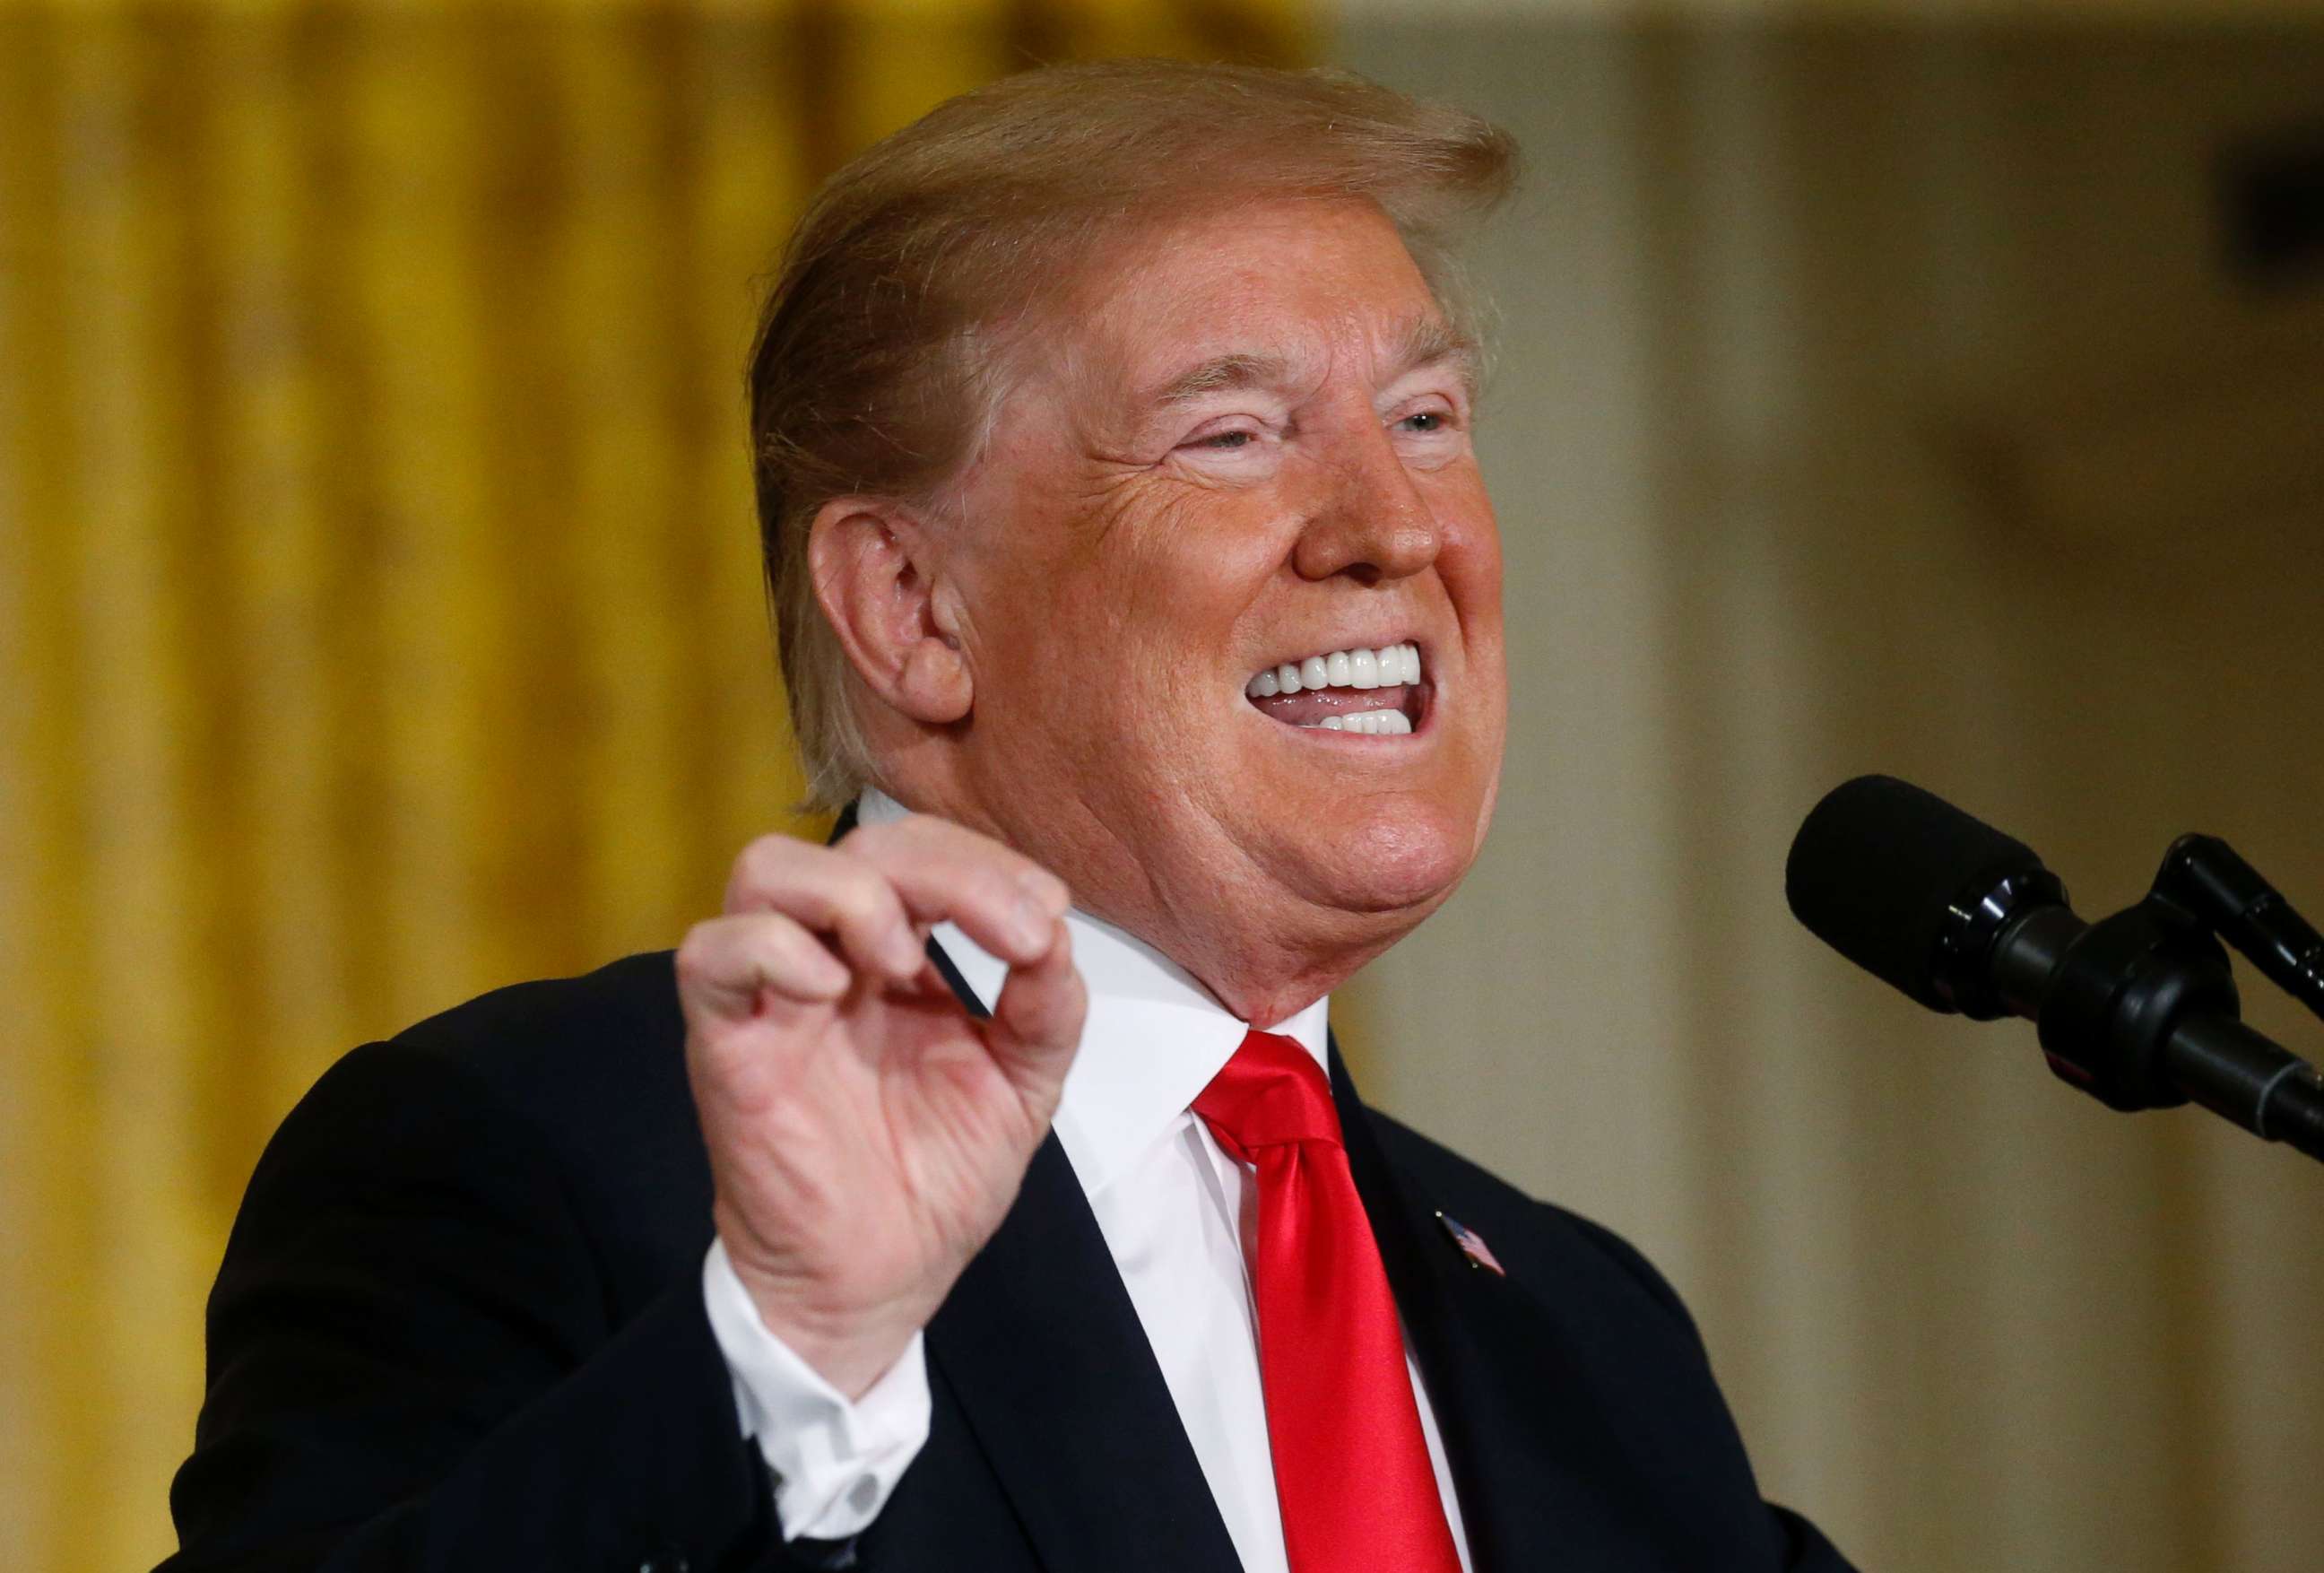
left=0, top=3, right=1308, bottom=1566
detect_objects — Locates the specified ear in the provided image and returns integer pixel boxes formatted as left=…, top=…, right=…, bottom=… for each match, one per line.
left=808, top=500, right=973, bottom=726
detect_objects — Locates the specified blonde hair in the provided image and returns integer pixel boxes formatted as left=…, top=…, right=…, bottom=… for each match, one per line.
left=747, top=59, right=1518, bottom=810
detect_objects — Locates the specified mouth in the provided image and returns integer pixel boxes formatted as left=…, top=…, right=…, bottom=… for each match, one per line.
left=1243, top=640, right=1427, bottom=737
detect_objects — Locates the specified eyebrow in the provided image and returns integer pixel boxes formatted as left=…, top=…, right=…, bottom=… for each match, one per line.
left=1144, top=317, right=1480, bottom=411
left=1389, top=317, right=1483, bottom=399
left=1151, top=352, right=1291, bottom=409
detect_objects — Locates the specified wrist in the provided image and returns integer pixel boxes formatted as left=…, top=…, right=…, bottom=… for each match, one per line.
left=715, top=1223, right=925, bottom=1400
left=749, top=1304, right=916, bottom=1402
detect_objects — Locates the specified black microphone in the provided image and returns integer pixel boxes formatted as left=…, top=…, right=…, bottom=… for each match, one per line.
left=1786, top=775, right=2324, bottom=1165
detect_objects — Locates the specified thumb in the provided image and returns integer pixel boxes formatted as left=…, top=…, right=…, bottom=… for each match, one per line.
left=982, top=918, right=1086, bottom=1111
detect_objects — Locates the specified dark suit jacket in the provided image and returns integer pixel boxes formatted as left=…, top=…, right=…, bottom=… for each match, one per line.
left=163, top=939, right=1856, bottom=1573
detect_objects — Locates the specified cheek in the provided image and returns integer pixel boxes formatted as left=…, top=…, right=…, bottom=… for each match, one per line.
left=1092, top=491, right=1285, bottom=647
left=977, top=495, right=1245, bottom=727
left=1435, top=487, right=1505, bottom=624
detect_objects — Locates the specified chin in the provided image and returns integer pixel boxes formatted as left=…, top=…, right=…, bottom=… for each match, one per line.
left=1264, top=794, right=1479, bottom=919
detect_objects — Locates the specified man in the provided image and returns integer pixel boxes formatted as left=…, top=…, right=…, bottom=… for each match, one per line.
left=164, top=61, right=1852, bottom=1572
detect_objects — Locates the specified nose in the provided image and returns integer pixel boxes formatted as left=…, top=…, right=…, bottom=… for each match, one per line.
left=1290, top=417, right=1441, bottom=585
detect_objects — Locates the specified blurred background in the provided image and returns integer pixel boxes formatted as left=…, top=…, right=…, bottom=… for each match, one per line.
left=4, top=1, right=2321, bottom=1568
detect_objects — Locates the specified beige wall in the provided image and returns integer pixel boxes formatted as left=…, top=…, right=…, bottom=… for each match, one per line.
left=1332, top=21, right=2324, bottom=1571
left=1334, top=0, right=2324, bottom=19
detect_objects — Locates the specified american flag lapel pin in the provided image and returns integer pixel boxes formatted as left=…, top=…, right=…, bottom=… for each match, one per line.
left=1435, top=1212, right=1505, bottom=1276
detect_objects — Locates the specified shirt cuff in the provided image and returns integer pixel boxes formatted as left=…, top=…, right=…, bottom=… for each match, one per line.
left=701, top=1237, right=933, bottom=1540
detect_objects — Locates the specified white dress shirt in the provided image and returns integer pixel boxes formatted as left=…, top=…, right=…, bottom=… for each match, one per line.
left=705, top=791, right=1473, bottom=1570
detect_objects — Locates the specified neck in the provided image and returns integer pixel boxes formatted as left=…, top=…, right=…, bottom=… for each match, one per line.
left=858, top=782, right=1408, bottom=1026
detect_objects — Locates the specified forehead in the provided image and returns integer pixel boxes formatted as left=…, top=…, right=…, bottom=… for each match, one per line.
left=1041, top=197, right=1462, bottom=404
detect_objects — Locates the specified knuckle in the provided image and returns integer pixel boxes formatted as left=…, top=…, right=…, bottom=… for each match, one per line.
left=741, top=832, right=795, bottom=874
left=740, top=909, right=806, bottom=958
left=965, top=831, right=1049, bottom=891
left=823, top=866, right=892, bottom=930
left=972, top=866, right=1028, bottom=917
left=674, top=921, right=724, bottom=981
left=724, top=837, right=782, bottom=904
left=880, top=813, right=962, bottom=859
left=849, top=819, right=941, bottom=875
left=845, top=819, right=899, bottom=857
left=1000, top=846, right=1066, bottom=901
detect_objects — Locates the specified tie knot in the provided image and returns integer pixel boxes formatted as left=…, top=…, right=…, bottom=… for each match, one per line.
left=1192, top=1030, right=1342, bottom=1158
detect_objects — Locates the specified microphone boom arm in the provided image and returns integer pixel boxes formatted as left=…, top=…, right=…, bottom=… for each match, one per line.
left=2150, top=834, right=2324, bottom=1030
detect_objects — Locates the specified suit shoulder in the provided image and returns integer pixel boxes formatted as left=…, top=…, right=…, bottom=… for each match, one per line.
left=247, top=951, right=708, bottom=1288
left=390, top=949, right=684, bottom=1098
left=367, top=952, right=683, bottom=1124
left=1361, top=1107, right=1698, bottom=1334
left=253, top=951, right=686, bottom=1180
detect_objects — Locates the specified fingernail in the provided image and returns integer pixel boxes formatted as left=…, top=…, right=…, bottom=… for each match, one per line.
left=1019, top=870, right=1070, bottom=918
left=1011, top=895, right=1052, bottom=954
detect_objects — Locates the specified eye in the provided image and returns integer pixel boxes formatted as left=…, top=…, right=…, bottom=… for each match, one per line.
left=1174, top=420, right=1274, bottom=459
left=1395, top=408, right=1456, bottom=435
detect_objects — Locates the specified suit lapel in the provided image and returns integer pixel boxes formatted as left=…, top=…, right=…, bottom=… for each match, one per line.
left=915, top=917, right=1245, bottom=1573
left=1331, top=1042, right=1669, bottom=1573
left=925, top=1134, right=1245, bottom=1573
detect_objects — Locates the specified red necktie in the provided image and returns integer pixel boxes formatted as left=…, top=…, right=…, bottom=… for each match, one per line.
left=1192, top=1030, right=1464, bottom=1573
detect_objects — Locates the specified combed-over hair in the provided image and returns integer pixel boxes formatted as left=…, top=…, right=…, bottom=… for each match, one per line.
left=747, top=59, right=1518, bottom=810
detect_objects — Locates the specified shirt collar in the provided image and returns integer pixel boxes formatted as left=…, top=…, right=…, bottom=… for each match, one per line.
left=854, top=788, right=1330, bottom=1195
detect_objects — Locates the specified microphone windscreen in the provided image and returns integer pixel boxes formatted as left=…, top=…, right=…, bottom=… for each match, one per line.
left=1785, top=775, right=2045, bottom=1012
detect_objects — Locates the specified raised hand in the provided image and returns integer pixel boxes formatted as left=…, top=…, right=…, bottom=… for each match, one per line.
left=679, top=813, right=1086, bottom=1397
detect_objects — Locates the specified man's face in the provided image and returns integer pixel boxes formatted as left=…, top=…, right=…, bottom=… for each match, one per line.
left=934, top=196, right=1507, bottom=1007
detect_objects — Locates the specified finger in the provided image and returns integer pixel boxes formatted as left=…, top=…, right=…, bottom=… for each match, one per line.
left=982, top=917, right=1086, bottom=1103
left=845, top=817, right=1071, bottom=967
left=724, top=836, right=924, bottom=981
left=676, top=912, right=851, bottom=1024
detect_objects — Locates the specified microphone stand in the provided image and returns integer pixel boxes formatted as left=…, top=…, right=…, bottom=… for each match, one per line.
left=1997, top=838, right=2324, bottom=1166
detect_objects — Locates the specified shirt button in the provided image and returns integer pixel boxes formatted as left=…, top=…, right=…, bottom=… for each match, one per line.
left=848, top=1475, right=879, bottom=1515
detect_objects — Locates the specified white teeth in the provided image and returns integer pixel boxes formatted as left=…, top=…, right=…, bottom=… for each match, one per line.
left=1300, top=707, right=1415, bottom=736
left=1247, top=642, right=1426, bottom=699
